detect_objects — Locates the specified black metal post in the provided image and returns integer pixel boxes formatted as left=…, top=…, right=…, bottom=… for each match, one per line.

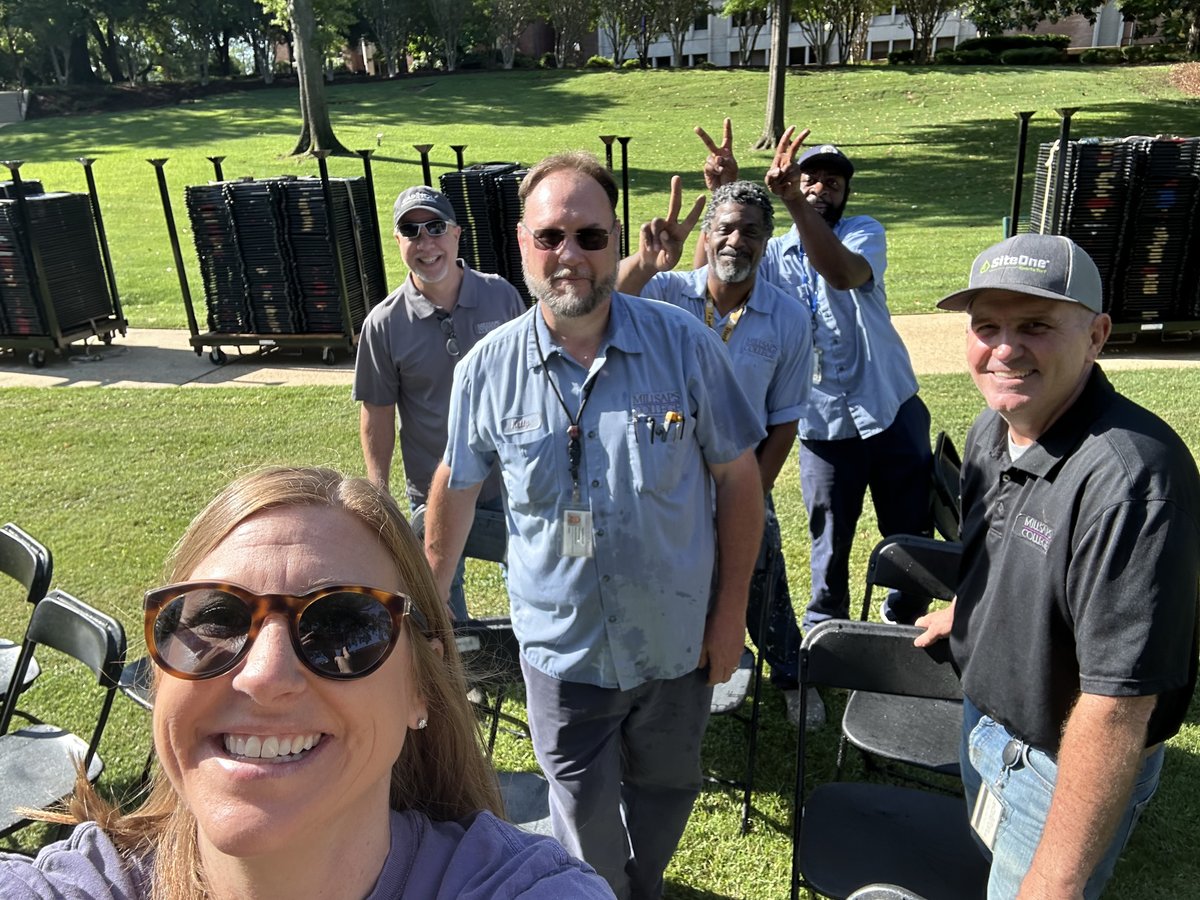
left=1008, top=112, right=1035, bottom=238
left=207, top=155, right=226, bottom=181
left=617, top=136, right=632, bottom=257
left=450, top=145, right=467, bottom=171
left=77, top=157, right=125, bottom=331
left=356, top=148, right=387, bottom=288
left=3, top=160, right=64, bottom=349
left=413, top=144, right=434, bottom=186
left=1051, top=108, right=1079, bottom=236
left=599, top=135, right=616, bottom=171
left=148, top=158, right=201, bottom=347
left=313, top=150, right=356, bottom=343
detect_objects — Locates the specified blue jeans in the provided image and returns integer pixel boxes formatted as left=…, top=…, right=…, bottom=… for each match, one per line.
left=961, top=696, right=1164, bottom=899
left=746, top=496, right=801, bottom=688
left=800, top=395, right=933, bottom=630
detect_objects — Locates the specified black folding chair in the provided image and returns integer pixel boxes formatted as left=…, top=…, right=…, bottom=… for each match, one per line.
left=847, top=535, right=964, bottom=780
left=0, top=523, right=53, bottom=706
left=931, top=431, right=963, bottom=542
left=453, top=616, right=528, bottom=755
left=0, top=589, right=127, bottom=836
left=791, top=621, right=988, bottom=900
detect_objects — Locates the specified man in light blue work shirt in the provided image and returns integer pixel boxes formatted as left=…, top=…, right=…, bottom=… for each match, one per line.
left=424, top=152, right=764, bottom=900
left=697, top=120, right=934, bottom=726
left=617, top=177, right=812, bottom=728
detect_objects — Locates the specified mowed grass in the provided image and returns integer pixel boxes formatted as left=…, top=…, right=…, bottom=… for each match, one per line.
left=0, top=64, right=1198, bottom=326
left=2, top=368, right=1199, bottom=897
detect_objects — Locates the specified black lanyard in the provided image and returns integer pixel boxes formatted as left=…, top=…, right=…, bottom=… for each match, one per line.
left=532, top=319, right=597, bottom=502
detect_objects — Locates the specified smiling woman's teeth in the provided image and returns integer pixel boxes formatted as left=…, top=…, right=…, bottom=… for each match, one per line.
left=223, top=733, right=320, bottom=761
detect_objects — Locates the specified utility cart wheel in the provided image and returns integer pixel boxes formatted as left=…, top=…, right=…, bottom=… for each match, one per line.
left=101, top=332, right=114, bottom=345
left=322, top=347, right=336, bottom=366
left=209, top=348, right=228, bottom=365
left=28, top=350, right=46, bottom=368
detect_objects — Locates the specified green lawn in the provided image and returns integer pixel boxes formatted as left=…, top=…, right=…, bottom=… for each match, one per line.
left=1, top=64, right=1197, bottom=326
left=2, top=368, right=1199, bottom=897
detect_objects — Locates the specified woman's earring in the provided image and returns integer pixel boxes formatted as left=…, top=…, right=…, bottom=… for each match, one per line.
left=416, top=717, right=428, bottom=730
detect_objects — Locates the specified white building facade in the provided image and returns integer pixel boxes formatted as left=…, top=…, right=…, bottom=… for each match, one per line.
left=599, top=1, right=1132, bottom=67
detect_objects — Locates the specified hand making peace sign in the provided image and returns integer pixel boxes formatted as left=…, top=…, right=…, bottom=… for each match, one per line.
left=764, top=125, right=813, bottom=203
left=695, top=117, right=740, bottom=191
left=634, top=174, right=706, bottom=274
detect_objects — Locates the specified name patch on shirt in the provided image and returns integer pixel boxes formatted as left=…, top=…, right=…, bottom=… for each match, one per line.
left=1014, top=513, right=1054, bottom=555
left=474, top=320, right=504, bottom=335
left=631, top=390, right=683, bottom=416
left=502, top=414, right=543, bottom=434
left=743, top=337, right=778, bottom=361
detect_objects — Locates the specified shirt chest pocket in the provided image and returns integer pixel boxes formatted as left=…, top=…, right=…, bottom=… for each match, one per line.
left=626, top=416, right=695, bottom=495
left=494, top=430, right=561, bottom=511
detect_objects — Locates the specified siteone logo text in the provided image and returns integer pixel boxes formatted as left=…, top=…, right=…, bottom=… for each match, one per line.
left=979, top=254, right=1051, bottom=274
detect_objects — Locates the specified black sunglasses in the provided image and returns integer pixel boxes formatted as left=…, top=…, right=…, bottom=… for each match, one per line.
left=144, top=581, right=430, bottom=681
left=521, top=222, right=614, bottom=252
left=436, top=313, right=460, bottom=357
left=397, top=219, right=450, bottom=239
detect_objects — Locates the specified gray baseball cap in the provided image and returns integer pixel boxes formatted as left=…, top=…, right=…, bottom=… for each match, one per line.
left=937, top=233, right=1103, bottom=314
left=393, top=186, right=457, bottom=229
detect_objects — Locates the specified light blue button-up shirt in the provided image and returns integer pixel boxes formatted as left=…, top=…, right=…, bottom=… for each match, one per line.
left=637, top=266, right=813, bottom=430
left=443, top=291, right=764, bottom=690
left=759, top=215, right=918, bottom=441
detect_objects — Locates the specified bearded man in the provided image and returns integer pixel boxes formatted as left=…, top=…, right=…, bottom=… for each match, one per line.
left=616, top=178, right=812, bottom=728
left=423, top=151, right=764, bottom=900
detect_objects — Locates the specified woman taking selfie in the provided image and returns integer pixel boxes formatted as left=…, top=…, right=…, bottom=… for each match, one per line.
left=1, top=466, right=613, bottom=899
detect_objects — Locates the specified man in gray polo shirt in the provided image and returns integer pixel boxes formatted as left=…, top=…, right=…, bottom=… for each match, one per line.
left=353, top=185, right=524, bottom=620
left=916, top=233, right=1200, bottom=898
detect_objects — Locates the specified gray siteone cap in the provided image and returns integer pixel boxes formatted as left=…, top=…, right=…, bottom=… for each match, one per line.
left=393, top=186, right=457, bottom=229
left=937, top=233, right=1103, bottom=313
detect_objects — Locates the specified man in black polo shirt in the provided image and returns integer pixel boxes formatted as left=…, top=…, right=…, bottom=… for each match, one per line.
left=915, top=233, right=1200, bottom=898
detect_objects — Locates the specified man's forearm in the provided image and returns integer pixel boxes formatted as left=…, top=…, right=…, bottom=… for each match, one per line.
left=424, top=463, right=484, bottom=604
left=1019, top=693, right=1157, bottom=898
left=756, top=422, right=798, bottom=495
left=616, top=255, right=658, bottom=296
left=782, top=195, right=872, bottom=290
left=711, top=449, right=765, bottom=617
left=360, top=403, right=396, bottom=491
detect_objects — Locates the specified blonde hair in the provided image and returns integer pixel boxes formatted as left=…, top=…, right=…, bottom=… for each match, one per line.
left=51, top=466, right=503, bottom=899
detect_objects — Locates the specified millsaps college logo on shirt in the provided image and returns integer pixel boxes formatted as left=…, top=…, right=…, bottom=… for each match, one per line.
left=1014, top=512, right=1054, bottom=554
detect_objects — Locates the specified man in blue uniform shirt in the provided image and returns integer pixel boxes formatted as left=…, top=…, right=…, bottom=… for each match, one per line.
left=424, top=152, right=764, bottom=900
left=617, top=177, right=812, bottom=727
left=696, top=120, right=934, bottom=726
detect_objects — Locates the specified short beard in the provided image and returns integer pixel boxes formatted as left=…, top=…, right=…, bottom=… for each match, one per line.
left=710, top=254, right=753, bottom=284
left=525, top=269, right=615, bottom=319
left=821, top=197, right=849, bottom=226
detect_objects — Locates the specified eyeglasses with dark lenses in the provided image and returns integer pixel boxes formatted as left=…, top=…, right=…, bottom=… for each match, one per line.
left=397, top=219, right=449, bottom=239
left=521, top=223, right=614, bottom=252
left=436, top=313, right=460, bottom=357
left=144, top=581, right=431, bottom=681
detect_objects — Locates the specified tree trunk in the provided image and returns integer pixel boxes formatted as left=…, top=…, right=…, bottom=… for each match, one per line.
left=89, top=19, right=125, bottom=82
left=1188, top=11, right=1199, bottom=56
left=67, top=31, right=100, bottom=84
left=754, top=0, right=790, bottom=150
left=288, top=0, right=349, bottom=155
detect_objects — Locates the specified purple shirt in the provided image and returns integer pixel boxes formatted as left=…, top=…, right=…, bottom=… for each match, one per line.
left=0, top=809, right=614, bottom=899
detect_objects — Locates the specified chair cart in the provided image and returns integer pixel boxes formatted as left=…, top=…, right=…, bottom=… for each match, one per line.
left=152, top=150, right=387, bottom=366
left=0, top=160, right=128, bottom=368
left=1005, top=110, right=1200, bottom=343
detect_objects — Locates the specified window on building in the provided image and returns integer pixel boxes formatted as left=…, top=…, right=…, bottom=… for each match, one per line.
left=733, top=10, right=767, bottom=28
left=869, top=40, right=889, bottom=60
left=694, top=14, right=708, bottom=30
left=788, top=45, right=808, bottom=65
left=655, top=55, right=671, bottom=68
left=935, top=36, right=956, bottom=51
left=691, top=53, right=708, bottom=65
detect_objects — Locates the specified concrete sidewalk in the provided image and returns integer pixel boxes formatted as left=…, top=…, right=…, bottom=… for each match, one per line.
left=1, top=313, right=1199, bottom=388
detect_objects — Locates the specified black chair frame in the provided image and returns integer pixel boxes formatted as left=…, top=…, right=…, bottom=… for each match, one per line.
left=0, top=522, right=53, bottom=706
left=791, top=620, right=989, bottom=900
